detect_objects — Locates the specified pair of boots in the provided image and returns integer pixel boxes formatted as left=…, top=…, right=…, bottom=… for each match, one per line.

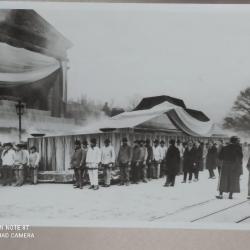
left=89, top=185, right=99, bottom=190
left=216, top=192, right=233, bottom=199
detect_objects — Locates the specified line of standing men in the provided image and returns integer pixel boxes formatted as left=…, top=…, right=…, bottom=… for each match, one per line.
left=0, top=142, right=40, bottom=186
left=70, top=137, right=170, bottom=190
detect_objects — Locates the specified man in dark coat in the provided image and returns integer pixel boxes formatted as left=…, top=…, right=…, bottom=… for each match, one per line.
left=70, top=140, right=87, bottom=189
left=193, top=141, right=203, bottom=181
left=145, top=139, right=154, bottom=181
left=216, top=136, right=243, bottom=199
left=117, top=137, right=132, bottom=186
left=164, top=139, right=180, bottom=187
left=182, top=141, right=197, bottom=183
left=206, top=142, right=218, bottom=179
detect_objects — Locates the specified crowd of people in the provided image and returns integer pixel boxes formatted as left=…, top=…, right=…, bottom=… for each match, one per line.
left=70, top=135, right=250, bottom=200
left=1, top=135, right=250, bottom=200
left=0, top=143, right=40, bottom=186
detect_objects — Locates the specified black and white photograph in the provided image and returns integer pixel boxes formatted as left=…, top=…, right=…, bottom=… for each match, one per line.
left=1, top=1, right=250, bottom=230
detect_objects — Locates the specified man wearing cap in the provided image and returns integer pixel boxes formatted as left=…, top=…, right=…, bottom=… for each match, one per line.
left=13, top=143, right=27, bottom=186
left=70, top=140, right=86, bottom=189
left=1, top=143, right=15, bottom=186
left=152, top=139, right=162, bottom=179
left=86, top=138, right=101, bottom=190
left=29, top=146, right=40, bottom=184
left=145, top=139, right=154, bottom=180
left=216, top=136, right=243, bottom=199
left=117, top=137, right=132, bottom=186
left=101, top=138, right=115, bottom=187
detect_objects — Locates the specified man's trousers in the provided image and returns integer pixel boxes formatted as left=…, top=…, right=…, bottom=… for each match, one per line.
left=119, top=163, right=130, bottom=184
left=2, top=165, right=13, bottom=185
left=14, top=168, right=24, bottom=186
left=153, top=161, right=160, bottom=179
left=74, top=168, right=83, bottom=187
left=30, top=168, right=38, bottom=184
left=103, top=164, right=112, bottom=185
left=88, top=169, right=98, bottom=186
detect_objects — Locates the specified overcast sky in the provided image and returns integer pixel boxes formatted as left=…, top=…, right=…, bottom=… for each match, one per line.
left=25, top=3, right=250, bottom=123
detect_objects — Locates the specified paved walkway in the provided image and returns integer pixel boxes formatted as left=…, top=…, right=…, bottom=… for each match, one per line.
left=0, top=170, right=249, bottom=227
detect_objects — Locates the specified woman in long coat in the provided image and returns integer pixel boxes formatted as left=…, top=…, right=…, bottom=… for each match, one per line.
left=164, top=139, right=180, bottom=187
left=216, top=136, right=243, bottom=199
left=206, top=142, right=218, bottom=179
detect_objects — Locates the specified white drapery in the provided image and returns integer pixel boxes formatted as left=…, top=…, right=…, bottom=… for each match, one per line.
left=98, top=101, right=214, bottom=137
left=0, top=42, right=60, bottom=84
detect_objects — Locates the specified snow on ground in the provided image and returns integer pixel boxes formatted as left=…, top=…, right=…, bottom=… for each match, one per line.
left=0, top=170, right=249, bottom=228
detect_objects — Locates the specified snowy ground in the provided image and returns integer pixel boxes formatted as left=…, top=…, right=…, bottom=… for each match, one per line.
left=0, top=170, right=250, bottom=229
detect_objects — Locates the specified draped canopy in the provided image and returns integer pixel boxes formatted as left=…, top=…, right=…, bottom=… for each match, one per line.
left=98, top=101, right=214, bottom=137
left=0, top=42, right=60, bottom=85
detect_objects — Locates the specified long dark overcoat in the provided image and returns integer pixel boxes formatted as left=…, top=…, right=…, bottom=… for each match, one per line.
left=218, top=143, right=243, bottom=193
left=183, top=147, right=197, bottom=172
left=165, top=145, right=180, bottom=175
left=206, top=146, right=218, bottom=170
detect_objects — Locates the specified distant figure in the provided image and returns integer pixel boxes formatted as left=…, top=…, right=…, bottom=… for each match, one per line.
left=206, top=142, right=218, bottom=179
left=242, top=142, right=249, bottom=167
left=13, top=143, right=28, bottom=187
left=140, top=140, right=148, bottom=183
left=145, top=139, right=154, bottom=180
left=164, top=139, right=180, bottom=187
left=21, top=143, right=30, bottom=182
left=117, top=137, right=132, bottom=186
left=101, top=138, right=115, bottom=187
left=216, top=136, right=243, bottom=199
left=217, top=139, right=225, bottom=174
left=159, top=140, right=167, bottom=177
left=29, top=146, right=40, bottom=185
left=1, top=143, right=15, bottom=186
left=86, top=138, right=101, bottom=190
left=152, top=139, right=162, bottom=179
left=131, top=140, right=147, bottom=184
left=131, top=140, right=141, bottom=184
left=176, top=139, right=184, bottom=174
left=70, top=140, right=86, bottom=189
left=182, top=141, right=197, bottom=183
left=193, top=141, right=203, bottom=181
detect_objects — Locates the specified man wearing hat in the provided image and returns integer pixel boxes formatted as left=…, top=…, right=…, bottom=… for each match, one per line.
left=70, top=140, right=86, bottom=189
left=86, top=138, right=101, bottom=190
left=152, top=139, right=162, bottom=179
left=101, top=138, right=115, bottom=187
left=216, top=136, right=243, bottom=199
left=13, top=143, right=28, bottom=186
left=1, top=143, right=15, bottom=186
left=117, top=137, right=132, bottom=186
